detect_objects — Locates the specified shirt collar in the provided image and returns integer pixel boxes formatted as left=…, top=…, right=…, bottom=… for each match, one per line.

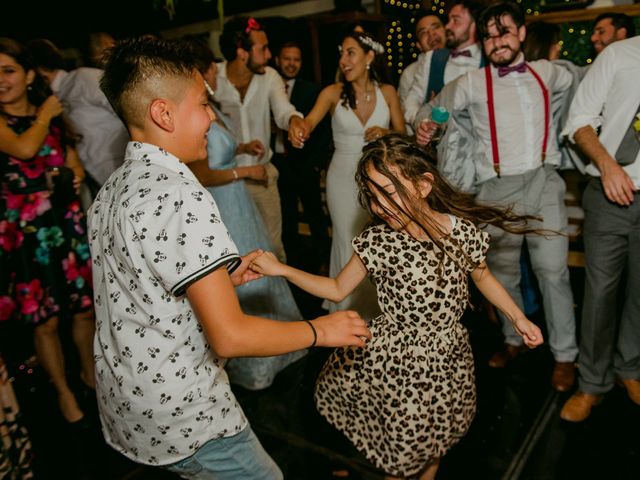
left=50, top=69, right=68, bottom=93
left=124, top=141, right=200, bottom=183
left=491, top=52, right=526, bottom=74
left=459, top=43, right=481, bottom=57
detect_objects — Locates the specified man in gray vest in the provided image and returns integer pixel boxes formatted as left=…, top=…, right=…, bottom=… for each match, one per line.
left=402, top=0, right=484, bottom=128
left=560, top=36, right=640, bottom=422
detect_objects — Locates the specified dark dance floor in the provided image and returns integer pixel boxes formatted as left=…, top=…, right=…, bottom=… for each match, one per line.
left=10, top=264, right=640, bottom=479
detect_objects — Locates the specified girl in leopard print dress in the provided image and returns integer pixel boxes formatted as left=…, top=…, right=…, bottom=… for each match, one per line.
left=252, top=134, right=543, bottom=480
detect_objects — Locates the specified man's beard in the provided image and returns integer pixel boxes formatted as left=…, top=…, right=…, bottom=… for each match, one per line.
left=445, top=29, right=469, bottom=49
left=489, top=46, right=518, bottom=66
left=247, top=58, right=266, bottom=75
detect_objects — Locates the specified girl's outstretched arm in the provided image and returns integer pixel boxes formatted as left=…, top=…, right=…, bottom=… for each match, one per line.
left=251, top=251, right=367, bottom=302
left=471, top=262, right=543, bottom=348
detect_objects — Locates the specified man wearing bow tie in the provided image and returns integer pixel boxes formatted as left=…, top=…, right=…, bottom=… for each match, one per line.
left=402, top=0, right=485, bottom=127
left=418, top=1, right=577, bottom=392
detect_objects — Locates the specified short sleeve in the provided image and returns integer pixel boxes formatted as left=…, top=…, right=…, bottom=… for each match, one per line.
left=455, top=219, right=490, bottom=273
left=352, top=227, right=381, bottom=278
left=136, top=182, right=240, bottom=296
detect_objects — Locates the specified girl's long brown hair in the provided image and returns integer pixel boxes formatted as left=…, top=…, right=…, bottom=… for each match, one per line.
left=356, top=134, right=546, bottom=273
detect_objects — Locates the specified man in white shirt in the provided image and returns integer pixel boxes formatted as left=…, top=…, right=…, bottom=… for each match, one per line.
left=419, top=2, right=578, bottom=391
left=403, top=0, right=485, bottom=127
left=397, top=10, right=446, bottom=105
left=215, top=17, right=307, bottom=262
left=560, top=37, right=640, bottom=422
left=590, top=12, right=636, bottom=56
left=27, top=38, right=129, bottom=195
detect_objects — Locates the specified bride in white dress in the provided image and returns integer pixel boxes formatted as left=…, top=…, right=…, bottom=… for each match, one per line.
left=292, top=31, right=405, bottom=318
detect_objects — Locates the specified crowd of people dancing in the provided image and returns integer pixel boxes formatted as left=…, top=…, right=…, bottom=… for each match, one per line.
left=1, top=1, right=639, bottom=479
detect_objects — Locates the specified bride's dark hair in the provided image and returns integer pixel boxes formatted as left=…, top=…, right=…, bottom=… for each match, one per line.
left=337, top=31, right=390, bottom=110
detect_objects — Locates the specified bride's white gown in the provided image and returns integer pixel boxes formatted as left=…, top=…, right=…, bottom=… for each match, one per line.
left=324, top=86, right=390, bottom=319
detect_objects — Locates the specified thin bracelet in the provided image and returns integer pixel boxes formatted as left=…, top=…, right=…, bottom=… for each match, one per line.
left=304, top=320, right=317, bottom=348
left=231, top=168, right=239, bottom=181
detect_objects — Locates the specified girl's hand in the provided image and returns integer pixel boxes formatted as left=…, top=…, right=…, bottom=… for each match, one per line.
left=37, top=95, right=64, bottom=124
left=250, top=251, right=286, bottom=277
left=230, top=249, right=264, bottom=286
left=364, top=126, right=388, bottom=143
left=241, top=165, right=268, bottom=184
left=512, top=316, right=544, bottom=348
left=239, top=139, right=265, bottom=157
left=288, top=116, right=309, bottom=149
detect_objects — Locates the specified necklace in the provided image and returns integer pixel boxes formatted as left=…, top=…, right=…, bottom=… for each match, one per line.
left=355, top=87, right=374, bottom=106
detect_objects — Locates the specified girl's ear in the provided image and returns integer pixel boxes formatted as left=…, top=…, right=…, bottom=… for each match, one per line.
left=25, top=69, right=36, bottom=88
left=418, top=172, right=435, bottom=198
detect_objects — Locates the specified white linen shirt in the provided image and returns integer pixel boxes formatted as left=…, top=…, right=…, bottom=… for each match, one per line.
left=88, top=142, right=246, bottom=466
left=51, top=68, right=129, bottom=185
left=403, top=43, right=483, bottom=125
left=215, top=62, right=302, bottom=167
left=448, top=55, right=572, bottom=183
left=562, top=36, right=640, bottom=187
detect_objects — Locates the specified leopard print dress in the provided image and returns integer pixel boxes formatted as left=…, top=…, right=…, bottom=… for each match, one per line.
left=314, top=217, right=489, bottom=477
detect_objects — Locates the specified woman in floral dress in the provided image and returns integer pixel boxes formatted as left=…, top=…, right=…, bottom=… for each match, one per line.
left=0, top=37, right=94, bottom=425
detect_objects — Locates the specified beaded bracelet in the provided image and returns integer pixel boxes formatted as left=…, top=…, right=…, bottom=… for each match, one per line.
left=304, top=320, right=317, bottom=348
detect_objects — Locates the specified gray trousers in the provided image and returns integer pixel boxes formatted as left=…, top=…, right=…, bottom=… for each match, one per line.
left=476, top=166, right=578, bottom=362
left=579, top=178, right=640, bottom=394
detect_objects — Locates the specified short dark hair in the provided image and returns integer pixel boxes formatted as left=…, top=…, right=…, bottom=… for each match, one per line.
left=26, top=38, right=66, bottom=71
left=100, top=37, right=198, bottom=126
left=594, top=12, right=636, bottom=38
left=181, top=35, right=216, bottom=75
left=413, top=8, right=447, bottom=30
left=278, top=41, right=301, bottom=56
left=523, top=22, right=561, bottom=61
left=477, top=1, right=525, bottom=40
left=450, top=0, right=485, bottom=22
left=219, top=16, right=264, bottom=61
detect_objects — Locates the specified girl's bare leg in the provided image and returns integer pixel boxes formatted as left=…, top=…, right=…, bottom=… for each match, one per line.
left=418, top=459, right=440, bottom=480
left=34, top=317, right=84, bottom=423
left=72, top=310, right=96, bottom=389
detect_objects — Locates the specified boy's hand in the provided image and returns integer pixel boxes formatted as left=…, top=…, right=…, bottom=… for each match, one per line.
left=512, top=316, right=544, bottom=348
left=313, top=310, right=371, bottom=348
left=250, top=251, right=285, bottom=277
left=229, top=249, right=264, bottom=286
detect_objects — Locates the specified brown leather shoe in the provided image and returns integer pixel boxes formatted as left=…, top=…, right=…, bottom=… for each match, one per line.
left=488, top=344, right=527, bottom=368
left=620, top=378, right=640, bottom=405
left=560, top=391, right=602, bottom=422
left=551, top=361, right=576, bottom=392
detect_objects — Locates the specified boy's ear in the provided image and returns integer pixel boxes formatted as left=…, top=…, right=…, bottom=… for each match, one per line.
left=149, top=98, right=175, bottom=132
left=419, top=172, right=435, bottom=198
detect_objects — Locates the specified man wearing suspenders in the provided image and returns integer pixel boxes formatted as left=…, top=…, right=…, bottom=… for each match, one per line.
left=402, top=0, right=485, bottom=127
left=419, top=2, right=578, bottom=392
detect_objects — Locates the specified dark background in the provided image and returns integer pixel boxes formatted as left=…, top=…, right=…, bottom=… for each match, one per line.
left=2, top=0, right=315, bottom=49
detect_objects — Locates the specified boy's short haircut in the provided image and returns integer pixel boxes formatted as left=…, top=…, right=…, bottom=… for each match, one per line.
left=477, top=1, right=525, bottom=40
left=99, top=37, right=198, bottom=128
left=219, top=16, right=264, bottom=62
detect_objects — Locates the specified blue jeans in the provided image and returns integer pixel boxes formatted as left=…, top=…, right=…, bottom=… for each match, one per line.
left=164, top=426, right=283, bottom=480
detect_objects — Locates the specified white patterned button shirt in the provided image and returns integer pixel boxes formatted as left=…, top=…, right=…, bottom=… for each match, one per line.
left=88, top=142, right=246, bottom=466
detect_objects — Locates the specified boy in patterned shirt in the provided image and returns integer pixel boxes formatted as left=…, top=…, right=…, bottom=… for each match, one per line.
left=88, top=37, right=371, bottom=479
